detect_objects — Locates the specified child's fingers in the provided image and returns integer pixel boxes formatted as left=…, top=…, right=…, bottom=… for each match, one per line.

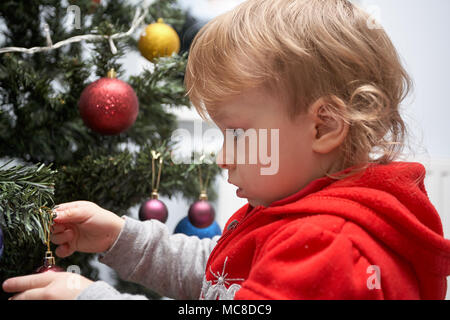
left=53, top=201, right=90, bottom=217
left=50, top=229, right=74, bottom=245
left=55, top=243, right=75, bottom=258
left=50, top=224, right=66, bottom=234
left=53, top=205, right=89, bottom=224
left=53, top=201, right=85, bottom=212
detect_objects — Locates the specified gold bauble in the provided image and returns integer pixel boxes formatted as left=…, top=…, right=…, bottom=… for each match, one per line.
left=138, top=18, right=180, bottom=62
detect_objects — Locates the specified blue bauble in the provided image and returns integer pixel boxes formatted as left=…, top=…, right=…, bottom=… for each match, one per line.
left=174, top=216, right=221, bottom=239
left=0, top=225, right=3, bottom=260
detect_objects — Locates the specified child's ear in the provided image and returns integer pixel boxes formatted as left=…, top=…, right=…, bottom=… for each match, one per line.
left=310, top=97, right=349, bottom=154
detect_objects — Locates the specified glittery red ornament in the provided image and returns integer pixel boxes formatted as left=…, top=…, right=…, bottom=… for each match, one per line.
left=35, top=251, right=64, bottom=273
left=78, top=69, right=139, bottom=135
left=188, top=193, right=215, bottom=228
left=139, top=196, right=168, bottom=223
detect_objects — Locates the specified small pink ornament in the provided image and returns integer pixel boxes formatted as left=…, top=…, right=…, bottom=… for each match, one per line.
left=35, top=251, right=64, bottom=273
left=188, top=192, right=215, bottom=228
left=139, top=191, right=168, bottom=223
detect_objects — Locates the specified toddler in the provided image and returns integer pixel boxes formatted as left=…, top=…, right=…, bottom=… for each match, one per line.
left=3, top=0, right=450, bottom=300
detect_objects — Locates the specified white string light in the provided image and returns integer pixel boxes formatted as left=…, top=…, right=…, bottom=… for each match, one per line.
left=0, top=6, right=148, bottom=55
left=43, top=23, right=53, bottom=47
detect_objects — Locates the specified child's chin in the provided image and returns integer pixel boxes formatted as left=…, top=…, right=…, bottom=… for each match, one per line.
left=248, top=199, right=267, bottom=208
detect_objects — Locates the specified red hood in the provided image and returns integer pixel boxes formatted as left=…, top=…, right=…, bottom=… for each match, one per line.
left=253, top=161, right=450, bottom=298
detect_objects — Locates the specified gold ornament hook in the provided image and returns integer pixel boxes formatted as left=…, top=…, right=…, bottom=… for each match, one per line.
left=107, top=68, right=117, bottom=79
left=38, top=206, right=57, bottom=266
left=197, top=154, right=211, bottom=200
left=43, top=250, right=56, bottom=267
left=150, top=150, right=164, bottom=197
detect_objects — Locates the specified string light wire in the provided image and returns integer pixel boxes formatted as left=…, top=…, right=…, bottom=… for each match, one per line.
left=0, top=5, right=149, bottom=55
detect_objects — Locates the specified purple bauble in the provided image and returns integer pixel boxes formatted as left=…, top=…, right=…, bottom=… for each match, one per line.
left=34, top=251, right=64, bottom=273
left=188, top=200, right=215, bottom=228
left=35, top=264, right=64, bottom=273
left=139, top=198, right=168, bottom=223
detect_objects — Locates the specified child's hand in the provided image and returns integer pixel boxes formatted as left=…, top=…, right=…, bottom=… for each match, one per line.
left=3, top=271, right=93, bottom=300
left=50, top=201, right=125, bottom=257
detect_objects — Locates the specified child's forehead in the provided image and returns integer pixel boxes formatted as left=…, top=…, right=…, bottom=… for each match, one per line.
left=207, top=95, right=245, bottom=122
left=210, top=95, right=256, bottom=119
left=212, top=87, right=273, bottom=111
left=208, top=91, right=289, bottom=126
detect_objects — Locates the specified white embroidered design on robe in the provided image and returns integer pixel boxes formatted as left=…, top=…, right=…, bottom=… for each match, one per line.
left=200, top=256, right=245, bottom=300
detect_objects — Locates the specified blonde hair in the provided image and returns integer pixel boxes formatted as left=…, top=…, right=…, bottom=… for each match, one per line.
left=184, top=0, right=413, bottom=180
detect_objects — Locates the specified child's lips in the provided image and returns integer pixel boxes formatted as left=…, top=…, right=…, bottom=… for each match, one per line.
left=228, top=179, right=246, bottom=198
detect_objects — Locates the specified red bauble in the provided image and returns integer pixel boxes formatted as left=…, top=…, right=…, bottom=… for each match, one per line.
left=139, top=198, right=168, bottom=223
left=188, top=199, right=215, bottom=228
left=78, top=70, right=139, bottom=135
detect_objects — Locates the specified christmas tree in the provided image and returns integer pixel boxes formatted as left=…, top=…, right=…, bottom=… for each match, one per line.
left=0, top=0, right=221, bottom=300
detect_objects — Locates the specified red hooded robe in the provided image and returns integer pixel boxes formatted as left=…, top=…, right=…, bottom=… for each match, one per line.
left=200, top=162, right=450, bottom=300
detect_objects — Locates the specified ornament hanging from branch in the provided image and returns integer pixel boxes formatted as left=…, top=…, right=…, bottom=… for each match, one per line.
left=139, top=150, right=169, bottom=223
left=188, top=158, right=216, bottom=228
left=138, top=18, right=180, bottom=62
left=174, top=154, right=222, bottom=239
left=35, top=207, right=63, bottom=273
left=78, top=69, right=139, bottom=135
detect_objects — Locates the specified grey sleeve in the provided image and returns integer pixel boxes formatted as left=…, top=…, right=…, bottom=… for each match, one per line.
left=76, top=281, right=148, bottom=300
left=76, top=216, right=220, bottom=300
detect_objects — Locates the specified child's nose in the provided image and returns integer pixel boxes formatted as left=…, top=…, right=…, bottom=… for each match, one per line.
left=216, top=147, right=236, bottom=170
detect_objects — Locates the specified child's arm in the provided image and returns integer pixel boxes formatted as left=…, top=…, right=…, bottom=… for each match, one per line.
left=52, top=201, right=218, bottom=300
left=82, top=216, right=219, bottom=300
